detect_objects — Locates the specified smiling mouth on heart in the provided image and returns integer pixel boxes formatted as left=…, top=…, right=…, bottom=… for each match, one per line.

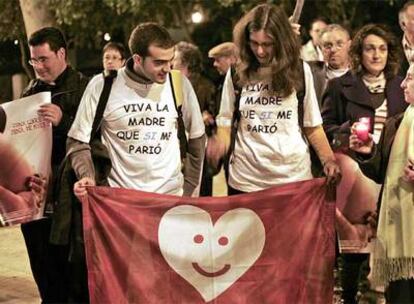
left=192, top=263, right=231, bottom=277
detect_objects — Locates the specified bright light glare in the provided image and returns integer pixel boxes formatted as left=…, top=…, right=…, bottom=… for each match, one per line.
left=191, top=11, right=203, bottom=23
left=14, top=39, right=19, bottom=45
left=104, top=33, right=111, bottom=41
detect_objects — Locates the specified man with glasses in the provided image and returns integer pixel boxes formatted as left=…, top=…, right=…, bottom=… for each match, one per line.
left=102, top=41, right=126, bottom=74
left=66, top=23, right=205, bottom=301
left=20, top=26, right=89, bottom=303
left=308, top=24, right=351, bottom=106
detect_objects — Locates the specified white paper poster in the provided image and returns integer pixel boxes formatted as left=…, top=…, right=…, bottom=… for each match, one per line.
left=0, top=92, right=52, bottom=226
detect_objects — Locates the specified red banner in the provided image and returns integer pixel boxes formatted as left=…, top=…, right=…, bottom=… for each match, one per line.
left=82, top=178, right=335, bottom=304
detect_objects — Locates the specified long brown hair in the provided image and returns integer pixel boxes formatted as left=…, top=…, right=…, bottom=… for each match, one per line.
left=233, top=4, right=302, bottom=97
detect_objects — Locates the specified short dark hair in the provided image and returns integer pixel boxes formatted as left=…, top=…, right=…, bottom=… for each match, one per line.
left=103, top=42, right=127, bottom=59
left=350, top=23, right=402, bottom=79
left=28, top=27, right=67, bottom=52
left=128, top=22, right=175, bottom=57
left=175, top=41, right=203, bottom=74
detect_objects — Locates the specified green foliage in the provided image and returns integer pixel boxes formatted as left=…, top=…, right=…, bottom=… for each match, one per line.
left=0, top=0, right=26, bottom=41
left=0, top=0, right=404, bottom=53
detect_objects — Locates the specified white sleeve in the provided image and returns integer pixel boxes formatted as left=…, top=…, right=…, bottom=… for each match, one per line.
left=216, top=69, right=235, bottom=127
left=67, top=74, right=105, bottom=143
left=182, top=75, right=205, bottom=139
left=302, top=61, right=323, bottom=127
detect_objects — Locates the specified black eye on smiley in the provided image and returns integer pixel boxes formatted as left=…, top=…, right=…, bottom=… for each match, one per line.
left=192, top=234, right=231, bottom=277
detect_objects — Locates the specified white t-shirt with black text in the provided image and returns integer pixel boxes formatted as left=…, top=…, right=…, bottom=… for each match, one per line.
left=68, top=68, right=205, bottom=195
left=217, top=62, right=322, bottom=192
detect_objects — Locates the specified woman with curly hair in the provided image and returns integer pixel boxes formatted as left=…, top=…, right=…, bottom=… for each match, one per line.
left=207, top=3, right=340, bottom=195
left=321, top=24, right=408, bottom=304
left=322, top=23, right=407, bottom=146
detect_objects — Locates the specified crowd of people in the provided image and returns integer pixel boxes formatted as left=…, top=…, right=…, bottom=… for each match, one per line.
left=2, top=1, right=414, bottom=303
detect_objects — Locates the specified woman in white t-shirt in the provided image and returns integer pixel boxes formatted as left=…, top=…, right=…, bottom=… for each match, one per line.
left=207, top=3, right=340, bottom=195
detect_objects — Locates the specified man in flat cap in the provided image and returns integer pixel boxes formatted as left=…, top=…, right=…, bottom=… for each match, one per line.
left=208, top=42, right=238, bottom=76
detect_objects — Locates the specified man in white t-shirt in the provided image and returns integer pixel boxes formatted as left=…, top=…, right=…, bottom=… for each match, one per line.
left=207, top=4, right=340, bottom=195
left=68, top=22, right=206, bottom=198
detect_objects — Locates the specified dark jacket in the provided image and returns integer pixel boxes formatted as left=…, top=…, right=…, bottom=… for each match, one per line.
left=321, top=71, right=407, bottom=147
left=21, top=66, right=89, bottom=212
left=22, top=67, right=89, bottom=168
left=354, top=112, right=405, bottom=211
left=307, top=61, right=328, bottom=107
left=189, top=73, right=216, bottom=115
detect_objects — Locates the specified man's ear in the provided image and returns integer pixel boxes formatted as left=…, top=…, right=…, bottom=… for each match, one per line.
left=57, top=47, right=66, bottom=60
left=133, top=54, right=143, bottom=66
left=401, top=20, right=407, bottom=32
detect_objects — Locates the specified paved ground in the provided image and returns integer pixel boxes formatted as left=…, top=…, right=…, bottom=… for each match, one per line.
left=0, top=226, right=39, bottom=304
left=0, top=170, right=228, bottom=303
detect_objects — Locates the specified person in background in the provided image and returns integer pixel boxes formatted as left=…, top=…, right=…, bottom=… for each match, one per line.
left=400, top=1, right=414, bottom=66
left=349, top=63, right=414, bottom=304
left=173, top=41, right=216, bottom=126
left=102, top=41, right=126, bottom=74
left=308, top=24, right=351, bottom=106
left=301, top=17, right=328, bottom=62
left=208, top=42, right=239, bottom=76
left=208, top=42, right=239, bottom=117
left=173, top=41, right=216, bottom=196
left=322, top=23, right=407, bottom=304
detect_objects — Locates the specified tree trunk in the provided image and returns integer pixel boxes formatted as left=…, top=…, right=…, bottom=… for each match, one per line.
left=19, top=0, right=55, bottom=38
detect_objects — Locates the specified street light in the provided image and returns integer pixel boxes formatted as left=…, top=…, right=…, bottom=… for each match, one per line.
left=104, top=33, right=111, bottom=41
left=191, top=11, right=203, bottom=23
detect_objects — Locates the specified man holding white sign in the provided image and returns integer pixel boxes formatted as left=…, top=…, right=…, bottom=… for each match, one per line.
left=17, top=27, right=89, bottom=303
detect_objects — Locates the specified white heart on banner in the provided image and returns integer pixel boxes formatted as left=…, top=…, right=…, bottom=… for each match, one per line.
left=158, top=205, right=265, bottom=302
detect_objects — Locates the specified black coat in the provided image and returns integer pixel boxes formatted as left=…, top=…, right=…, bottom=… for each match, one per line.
left=21, top=67, right=89, bottom=215
left=22, top=67, right=90, bottom=168
left=321, top=71, right=407, bottom=147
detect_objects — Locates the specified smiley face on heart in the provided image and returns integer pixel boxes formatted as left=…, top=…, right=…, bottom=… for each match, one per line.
left=158, top=205, right=265, bottom=302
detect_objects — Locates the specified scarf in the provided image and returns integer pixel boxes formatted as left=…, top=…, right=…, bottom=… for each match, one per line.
left=325, top=66, right=348, bottom=80
left=362, top=72, right=386, bottom=94
left=372, top=104, right=414, bottom=287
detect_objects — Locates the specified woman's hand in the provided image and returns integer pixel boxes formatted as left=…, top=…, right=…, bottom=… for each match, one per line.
left=403, top=160, right=414, bottom=183
left=323, top=159, right=341, bottom=185
left=349, top=123, right=374, bottom=154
